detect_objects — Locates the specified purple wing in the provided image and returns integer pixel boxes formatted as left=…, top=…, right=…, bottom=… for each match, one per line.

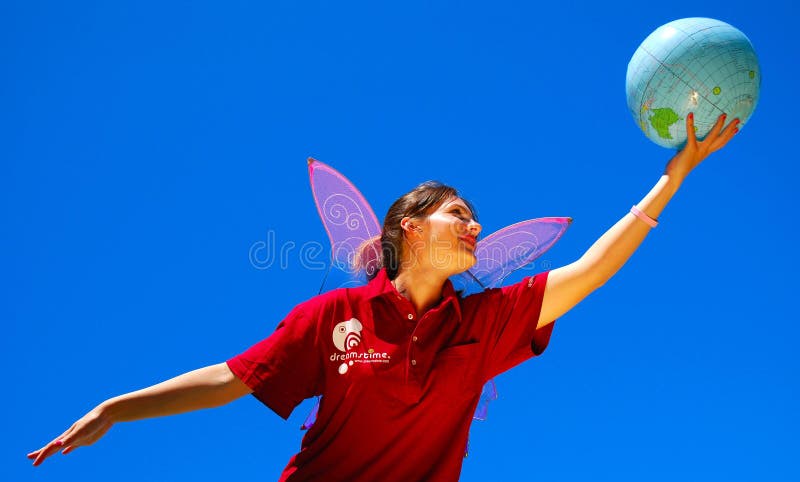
left=465, top=381, right=498, bottom=457
left=472, top=378, right=498, bottom=421
left=453, top=217, right=572, bottom=295
left=308, top=158, right=382, bottom=290
left=300, top=397, right=320, bottom=430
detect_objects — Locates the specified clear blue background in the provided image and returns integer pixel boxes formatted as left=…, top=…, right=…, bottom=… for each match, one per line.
left=5, top=1, right=797, bottom=480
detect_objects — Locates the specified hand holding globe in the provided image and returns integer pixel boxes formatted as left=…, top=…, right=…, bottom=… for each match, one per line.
left=664, top=111, right=739, bottom=182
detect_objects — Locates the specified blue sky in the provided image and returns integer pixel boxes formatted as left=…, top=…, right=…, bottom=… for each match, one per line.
left=5, top=1, right=798, bottom=480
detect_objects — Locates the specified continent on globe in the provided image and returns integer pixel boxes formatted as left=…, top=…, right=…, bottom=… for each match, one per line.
left=625, top=18, right=761, bottom=149
left=648, top=108, right=681, bottom=140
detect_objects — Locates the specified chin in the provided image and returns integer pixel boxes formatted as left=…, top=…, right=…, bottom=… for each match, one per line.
left=452, top=254, right=477, bottom=274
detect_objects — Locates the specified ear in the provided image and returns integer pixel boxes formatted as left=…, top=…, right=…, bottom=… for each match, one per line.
left=400, top=216, right=422, bottom=236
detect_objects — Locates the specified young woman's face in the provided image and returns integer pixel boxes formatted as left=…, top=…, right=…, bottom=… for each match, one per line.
left=408, top=197, right=482, bottom=276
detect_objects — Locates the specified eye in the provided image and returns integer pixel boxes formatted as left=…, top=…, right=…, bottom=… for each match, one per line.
left=451, top=210, right=469, bottom=222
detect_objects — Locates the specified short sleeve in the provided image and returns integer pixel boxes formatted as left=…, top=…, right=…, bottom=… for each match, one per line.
left=484, top=271, right=555, bottom=378
left=226, top=302, right=322, bottom=419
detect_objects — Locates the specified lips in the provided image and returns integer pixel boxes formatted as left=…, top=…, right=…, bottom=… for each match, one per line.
left=459, top=235, right=477, bottom=250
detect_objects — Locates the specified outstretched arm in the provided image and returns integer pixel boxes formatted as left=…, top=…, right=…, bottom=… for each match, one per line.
left=28, top=362, right=251, bottom=466
left=538, top=113, right=739, bottom=326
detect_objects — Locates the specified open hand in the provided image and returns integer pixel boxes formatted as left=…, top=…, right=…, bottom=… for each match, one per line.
left=665, top=112, right=740, bottom=181
left=27, top=407, right=113, bottom=466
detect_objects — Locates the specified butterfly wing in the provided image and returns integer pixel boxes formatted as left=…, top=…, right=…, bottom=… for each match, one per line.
left=308, top=158, right=382, bottom=291
left=472, top=378, right=498, bottom=421
left=300, top=397, right=321, bottom=430
left=453, top=217, right=572, bottom=296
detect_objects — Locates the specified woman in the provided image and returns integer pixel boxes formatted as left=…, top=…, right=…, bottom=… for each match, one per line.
left=29, top=113, right=739, bottom=480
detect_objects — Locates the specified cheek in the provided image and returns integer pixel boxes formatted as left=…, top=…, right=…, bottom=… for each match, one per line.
left=432, top=224, right=461, bottom=242
left=430, top=216, right=460, bottom=234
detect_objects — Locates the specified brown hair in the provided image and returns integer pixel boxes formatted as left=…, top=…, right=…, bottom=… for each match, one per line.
left=365, top=181, right=476, bottom=281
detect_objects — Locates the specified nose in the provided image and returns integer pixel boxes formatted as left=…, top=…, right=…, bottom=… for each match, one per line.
left=467, top=219, right=481, bottom=237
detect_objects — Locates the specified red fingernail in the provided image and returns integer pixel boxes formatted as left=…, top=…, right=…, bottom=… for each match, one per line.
left=55, top=440, right=64, bottom=446
left=688, top=113, right=693, bottom=120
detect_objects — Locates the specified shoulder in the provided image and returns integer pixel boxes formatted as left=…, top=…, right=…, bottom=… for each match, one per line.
left=288, top=285, right=369, bottom=321
left=458, top=272, right=549, bottom=309
left=291, top=288, right=343, bottom=313
left=319, top=284, right=372, bottom=305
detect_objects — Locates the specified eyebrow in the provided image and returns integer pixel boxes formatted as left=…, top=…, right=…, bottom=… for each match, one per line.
left=449, top=204, right=473, bottom=217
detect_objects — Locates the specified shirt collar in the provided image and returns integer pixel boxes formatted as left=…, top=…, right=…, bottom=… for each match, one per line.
left=365, top=268, right=463, bottom=322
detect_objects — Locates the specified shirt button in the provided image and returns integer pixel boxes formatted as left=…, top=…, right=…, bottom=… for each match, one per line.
left=412, top=336, right=418, bottom=343
left=411, top=359, right=417, bottom=366
left=407, top=313, right=414, bottom=320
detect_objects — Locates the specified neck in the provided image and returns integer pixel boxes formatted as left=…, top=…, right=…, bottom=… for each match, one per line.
left=391, top=267, right=449, bottom=317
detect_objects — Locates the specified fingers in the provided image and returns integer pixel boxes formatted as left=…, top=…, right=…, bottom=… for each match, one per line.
left=30, top=425, right=75, bottom=466
left=688, top=112, right=740, bottom=153
left=685, top=112, right=698, bottom=150
left=707, top=113, right=727, bottom=140
left=709, top=117, right=740, bottom=153
left=672, top=112, right=738, bottom=177
left=29, top=439, right=64, bottom=466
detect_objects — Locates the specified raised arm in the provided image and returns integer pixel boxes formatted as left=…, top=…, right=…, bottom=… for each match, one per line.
left=538, top=113, right=739, bottom=326
left=28, top=362, right=251, bottom=466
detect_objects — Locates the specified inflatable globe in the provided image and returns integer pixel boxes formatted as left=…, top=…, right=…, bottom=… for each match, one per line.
left=626, top=18, right=760, bottom=149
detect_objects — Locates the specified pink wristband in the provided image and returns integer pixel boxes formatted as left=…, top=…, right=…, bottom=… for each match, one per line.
left=630, top=205, right=658, bottom=228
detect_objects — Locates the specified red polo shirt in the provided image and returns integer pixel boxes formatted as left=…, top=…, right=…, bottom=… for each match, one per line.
left=227, top=269, right=554, bottom=482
